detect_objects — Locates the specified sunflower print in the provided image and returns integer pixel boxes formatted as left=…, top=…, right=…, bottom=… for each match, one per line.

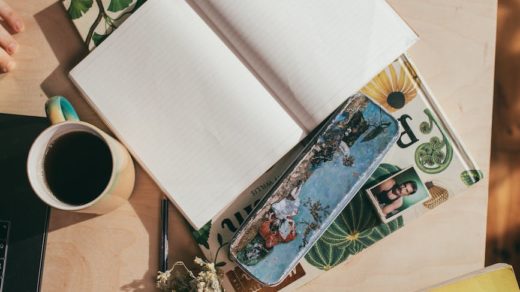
left=361, top=64, right=417, bottom=112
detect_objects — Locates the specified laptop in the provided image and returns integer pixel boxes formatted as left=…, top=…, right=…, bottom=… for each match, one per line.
left=0, top=114, right=50, bottom=292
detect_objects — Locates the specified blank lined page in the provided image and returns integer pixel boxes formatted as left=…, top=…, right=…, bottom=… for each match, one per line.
left=70, top=0, right=303, bottom=229
left=193, top=0, right=418, bottom=131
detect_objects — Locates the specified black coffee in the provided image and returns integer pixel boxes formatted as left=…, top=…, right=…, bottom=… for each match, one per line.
left=44, top=131, right=113, bottom=206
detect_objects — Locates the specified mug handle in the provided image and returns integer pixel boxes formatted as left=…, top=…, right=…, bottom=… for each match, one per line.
left=45, top=96, right=80, bottom=124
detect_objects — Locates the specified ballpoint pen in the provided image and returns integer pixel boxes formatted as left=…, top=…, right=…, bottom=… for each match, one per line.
left=160, top=198, right=169, bottom=272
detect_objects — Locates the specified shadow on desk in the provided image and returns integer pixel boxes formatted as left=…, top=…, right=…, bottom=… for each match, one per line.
left=33, top=3, right=202, bottom=291
left=34, top=2, right=112, bottom=133
left=120, top=168, right=203, bottom=292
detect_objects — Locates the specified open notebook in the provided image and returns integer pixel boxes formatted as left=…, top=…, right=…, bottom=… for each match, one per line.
left=70, top=0, right=417, bottom=229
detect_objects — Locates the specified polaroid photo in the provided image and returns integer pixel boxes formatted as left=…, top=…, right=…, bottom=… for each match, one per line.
left=366, top=166, right=431, bottom=223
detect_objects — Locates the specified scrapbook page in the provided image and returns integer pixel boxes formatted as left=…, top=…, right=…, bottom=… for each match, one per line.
left=191, top=55, right=483, bottom=291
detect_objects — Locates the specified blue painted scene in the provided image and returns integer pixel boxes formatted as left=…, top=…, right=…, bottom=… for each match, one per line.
left=230, top=94, right=399, bottom=285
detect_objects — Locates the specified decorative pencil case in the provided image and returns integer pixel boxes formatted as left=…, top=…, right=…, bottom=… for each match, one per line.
left=229, top=93, right=400, bottom=286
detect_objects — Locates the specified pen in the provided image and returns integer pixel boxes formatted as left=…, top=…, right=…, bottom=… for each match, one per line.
left=160, top=198, right=169, bottom=272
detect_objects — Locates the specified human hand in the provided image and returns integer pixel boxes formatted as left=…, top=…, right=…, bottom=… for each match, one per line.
left=0, top=0, right=24, bottom=73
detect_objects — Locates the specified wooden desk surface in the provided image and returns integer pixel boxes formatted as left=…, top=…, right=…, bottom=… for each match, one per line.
left=0, top=0, right=496, bottom=291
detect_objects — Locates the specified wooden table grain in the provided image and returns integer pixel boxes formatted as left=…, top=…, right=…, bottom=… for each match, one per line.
left=0, top=0, right=496, bottom=291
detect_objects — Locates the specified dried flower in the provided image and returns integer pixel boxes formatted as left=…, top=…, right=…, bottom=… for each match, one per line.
left=156, top=257, right=223, bottom=292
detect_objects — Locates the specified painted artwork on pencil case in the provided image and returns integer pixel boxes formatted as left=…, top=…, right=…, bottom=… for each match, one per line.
left=229, top=94, right=399, bottom=286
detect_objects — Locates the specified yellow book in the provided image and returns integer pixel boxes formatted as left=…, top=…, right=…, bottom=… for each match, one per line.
left=426, top=264, right=519, bottom=292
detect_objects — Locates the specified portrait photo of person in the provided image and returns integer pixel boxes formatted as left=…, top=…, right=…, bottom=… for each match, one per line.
left=366, top=167, right=430, bottom=223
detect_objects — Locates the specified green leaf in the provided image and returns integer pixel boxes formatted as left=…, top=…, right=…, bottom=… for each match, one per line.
left=215, top=261, right=227, bottom=268
left=67, top=0, right=93, bottom=20
left=305, top=164, right=404, bottom=270
left=92, top=32, right=108, bottom=46
left=304, top=242, right=349, bottom=271
left=108, top=0, right=133, bottom=12
left=134, top=0, right=147, bottom=10
left=191, top=221, right=212, bottom=249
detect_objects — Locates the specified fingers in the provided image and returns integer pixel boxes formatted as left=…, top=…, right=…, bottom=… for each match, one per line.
left=0, top=16, right=17, bottom=72
left=0, top=1, right=24, bottom=33
left=0, top=48, right=15, bottom=73
left=0, top=1, right=23, bottom=72
left=0, top=25, right=17, bottom=55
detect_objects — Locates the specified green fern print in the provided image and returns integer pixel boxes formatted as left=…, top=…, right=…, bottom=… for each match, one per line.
left=414, top=109, right=453, bottom=174
left=305, top=163, right=404, bottom=270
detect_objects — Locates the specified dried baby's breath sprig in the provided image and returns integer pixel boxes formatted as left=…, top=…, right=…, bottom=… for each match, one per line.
left=193, top=257, right=222, bottom=292
left=156, top=257, right=223, bottom=292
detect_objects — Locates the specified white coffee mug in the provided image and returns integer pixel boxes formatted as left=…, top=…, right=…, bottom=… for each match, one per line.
left=27, top=96, right=135, bottom=214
